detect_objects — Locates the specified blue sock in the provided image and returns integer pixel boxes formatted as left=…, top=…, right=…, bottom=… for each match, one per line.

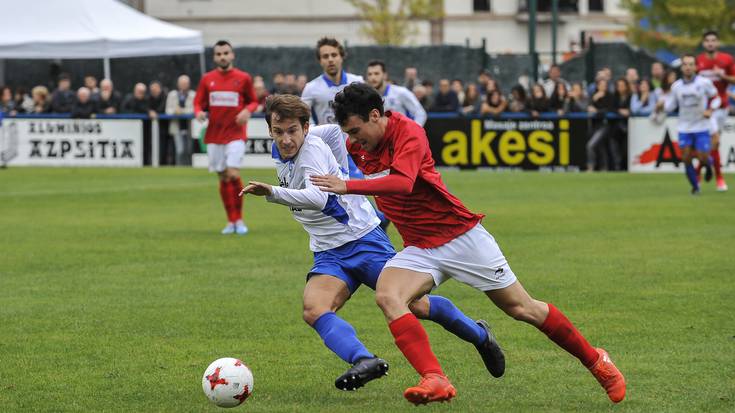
left=685, top=164, right=699, bottom=190
left=427, top=295, right=488, bottom=346
left=312, top=312, right=372, bottom=364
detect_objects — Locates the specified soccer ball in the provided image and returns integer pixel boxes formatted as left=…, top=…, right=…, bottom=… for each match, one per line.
left=202, top=357, right=254, bottom=408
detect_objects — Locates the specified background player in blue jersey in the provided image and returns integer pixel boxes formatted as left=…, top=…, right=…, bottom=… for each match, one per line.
left=241, top=94, right=505, bottom=391
left=656, top=54, right=720, bottom=194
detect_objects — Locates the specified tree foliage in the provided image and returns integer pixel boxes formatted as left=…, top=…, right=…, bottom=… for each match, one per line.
left=345, top=0, right=444, bottom=45
left=622, top=0, right=735, bottom=53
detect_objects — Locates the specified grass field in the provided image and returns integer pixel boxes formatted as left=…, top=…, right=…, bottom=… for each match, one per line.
left=1, top=168, right=733, bottom=412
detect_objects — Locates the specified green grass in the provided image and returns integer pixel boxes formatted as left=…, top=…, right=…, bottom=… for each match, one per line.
left=1, top=168, right=733, bottom=412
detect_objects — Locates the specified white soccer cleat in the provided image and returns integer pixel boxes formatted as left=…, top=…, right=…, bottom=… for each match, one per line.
left=221, top=223, right=236, bottom=235
left=235, top=221, right=249, bottom=235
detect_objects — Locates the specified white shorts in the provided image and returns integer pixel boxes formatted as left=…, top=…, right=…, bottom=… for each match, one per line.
left=207, top=140, right=245, bottom=173
left=384, top=223, right=518, bottom=291
left=709, top=109, right=728, bottom=135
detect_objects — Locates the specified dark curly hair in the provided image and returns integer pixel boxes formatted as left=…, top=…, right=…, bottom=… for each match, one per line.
left=332, top=83, right=384, bottom=126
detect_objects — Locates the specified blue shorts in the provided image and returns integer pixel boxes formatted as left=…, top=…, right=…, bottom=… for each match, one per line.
left=679, top=131, right=711, bottom=153
left=308, top=227, right=396, bottom=293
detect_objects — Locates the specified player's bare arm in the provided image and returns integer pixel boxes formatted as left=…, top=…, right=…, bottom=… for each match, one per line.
left=235, top=108, right=252, bottom=125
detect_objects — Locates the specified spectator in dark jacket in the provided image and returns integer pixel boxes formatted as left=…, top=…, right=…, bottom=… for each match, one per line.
left=430, top=79, right=460, bottom=112
left=121, top=83, right=149, bottom=114
left=95, top=79, right=122, bottom=114
left=71, top=87, right=97, bottom=118
left=507, top=84, right=528, bottom=113
left=565, top=82, right=589, bottom=113
left=528, top=83, right=550, bottom=117
left=549, top=82, right=569, bottom=114
left=586, top=78, right=615, bottom=171
left=148, top=81, right=166, bottom=119
left=50, top=73, right=75, bottom=113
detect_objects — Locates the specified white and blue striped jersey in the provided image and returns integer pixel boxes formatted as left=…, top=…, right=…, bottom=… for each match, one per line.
left=381, top=84, right=427, bottom=126
left=301, top=71, right=364, bottom=125
left=267, top=125, right=379, bottom=252
left=664, top=75, right=720, bottom=133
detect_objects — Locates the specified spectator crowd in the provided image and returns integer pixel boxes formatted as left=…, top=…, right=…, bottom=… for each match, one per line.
left=3, top=62, right=735, bottom=170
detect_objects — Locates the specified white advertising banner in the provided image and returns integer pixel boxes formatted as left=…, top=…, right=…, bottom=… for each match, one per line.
left=0, top=118, right=143, bottom=167
left=192, top=117, right=275, bottom=169
left=628, top=116, right=735, bottom=173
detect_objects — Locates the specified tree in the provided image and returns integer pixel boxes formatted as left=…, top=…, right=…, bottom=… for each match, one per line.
left=622, top=0, right=735, bottom=53
left=345, top=0, right=444, bottom=45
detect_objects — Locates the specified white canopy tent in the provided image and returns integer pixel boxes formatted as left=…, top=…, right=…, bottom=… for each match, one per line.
left=0, top=0, right=205, bottom=82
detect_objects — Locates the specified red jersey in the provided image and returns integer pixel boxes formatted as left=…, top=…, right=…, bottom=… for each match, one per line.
left=194, top=68, right=258, bottom=144
left=696, top=51, right=735, bottom=108
left=345, top=111, right=483, bottom=248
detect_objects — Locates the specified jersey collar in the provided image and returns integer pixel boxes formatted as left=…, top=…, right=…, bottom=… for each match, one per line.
left=271, top=144, right=289, bottom=162
left=322, top=70, right=348, bottom=87
left=382, top=84, right=391, bottom=97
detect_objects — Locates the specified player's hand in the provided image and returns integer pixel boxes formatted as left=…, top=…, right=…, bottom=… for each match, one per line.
left=703, top=108, right=712, bottom=118
left=196, top=111, right=207, bottom=122
left=713, top=67, right=725, bottom=77
left=236, top=109, right=251, bottom=125
left=240, top=181, right=273, bottom=197
left=310, top=175, right=347, bottom=195
left=654, top=101, right=664, bottom=113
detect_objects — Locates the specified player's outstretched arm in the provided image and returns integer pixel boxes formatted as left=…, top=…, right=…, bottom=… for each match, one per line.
left=240, top=181, right=273, bottom=197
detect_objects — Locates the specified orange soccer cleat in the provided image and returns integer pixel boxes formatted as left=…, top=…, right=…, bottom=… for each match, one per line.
left=588, top=348, right=626, bottom=403
left=403, top=373, right=457, bottom=405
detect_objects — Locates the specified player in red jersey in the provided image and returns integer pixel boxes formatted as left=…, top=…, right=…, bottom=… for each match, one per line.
left=195, top=40, right=259, bottom=234
left=696, top=30, right=734, bottom=191
left=311, top=83, right=626, bottom=405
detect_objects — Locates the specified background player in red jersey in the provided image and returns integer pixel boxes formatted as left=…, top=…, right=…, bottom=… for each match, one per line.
left=311, top=83, right=626, bottom=406
left=195, top=40, right=259, bottom=234
left=696, top=30, right=734, bottom=192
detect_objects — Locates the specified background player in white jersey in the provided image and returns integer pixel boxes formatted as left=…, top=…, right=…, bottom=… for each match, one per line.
left=301, top=37, right=364, bottom=125
left=365, top=60, right=427, bottom=126
left=656, top=54, right=720, bottom=194
left=301, top=37, right=390, bottom=229
left=241, top=95, right=505, bottom=391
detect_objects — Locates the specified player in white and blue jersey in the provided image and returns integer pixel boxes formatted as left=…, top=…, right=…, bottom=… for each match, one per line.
left=301, top=37, right=364, bottom=125
left=366, top=60, right=427, bottom=126
left=656, top=54, right=721, bottom=194
left=241, top=95, right=505, bottom=391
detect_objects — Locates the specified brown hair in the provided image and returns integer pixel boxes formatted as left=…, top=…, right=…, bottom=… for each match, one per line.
left=315, top=37, right=345, bottom=60
left=265, top=94, right=311, bottom=128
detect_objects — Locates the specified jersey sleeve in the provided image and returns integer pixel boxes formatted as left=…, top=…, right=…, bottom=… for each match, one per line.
left=194, top=76, right=208, bottom=115
left=300, top=84, right=315, bottom=109
left=309, top=124, right=349, bottom=172
left=399, top=88, right=427, bottom=126
left=346, top=130, right=426, bottom=196
left=663, top=85, right=679, bottom=113
left=267, top=145, right=330, bottom=209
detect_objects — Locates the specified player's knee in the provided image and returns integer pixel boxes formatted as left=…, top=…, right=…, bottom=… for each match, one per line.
left=408, top=299, right=430, bottom=319
left=375, top=290, right=402, bottom=314
left=302, top=303, right=327, bottom=326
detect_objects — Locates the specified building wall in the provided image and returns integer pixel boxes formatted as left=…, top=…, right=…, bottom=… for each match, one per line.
left=145, top=0, right=629, bottom=55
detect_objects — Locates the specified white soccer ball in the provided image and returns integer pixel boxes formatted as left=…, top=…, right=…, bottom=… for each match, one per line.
left=202, top=357, right=254, bottom=408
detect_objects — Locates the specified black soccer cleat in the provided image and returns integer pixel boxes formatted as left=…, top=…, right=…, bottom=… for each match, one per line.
left=704, top=164, right=713, bottom=182
left=475, top=320, right=505, bottom=378
left=335, top=356, right=389, bottom=391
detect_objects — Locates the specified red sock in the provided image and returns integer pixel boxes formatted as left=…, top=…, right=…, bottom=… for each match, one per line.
left=711, top=149, right=722, bottom=179
left=231, top=177, right=244, bottom=222
left=539, top=303, right=599, bottom=368
left=389, top=313, right=443, bottom=376
left=219, top=180, right=236, bottom=222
